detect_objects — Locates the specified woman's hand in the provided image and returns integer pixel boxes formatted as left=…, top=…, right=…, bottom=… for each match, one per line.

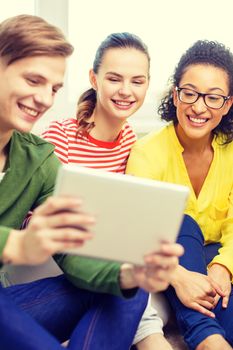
left=120, top=242, right=184, bottom=292
left=171, top=265, right=225, bottom=318
left=3, top=196, right=95, bottom=265
left=208, top=263, right=232, bottom=308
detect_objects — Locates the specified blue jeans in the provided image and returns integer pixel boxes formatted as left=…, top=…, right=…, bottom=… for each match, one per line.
left=165, top=215, right=233, bottom=350
left=0, top=274, right=148, bottom=350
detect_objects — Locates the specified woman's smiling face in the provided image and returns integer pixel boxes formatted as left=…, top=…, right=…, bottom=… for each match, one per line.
left=173, top=64, right=233, bottom=141
left=89, top=47, right=149, bottom=123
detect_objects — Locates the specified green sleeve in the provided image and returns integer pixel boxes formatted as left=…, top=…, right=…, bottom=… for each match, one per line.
left=0, top=226, right=11, bottom=267
left=54, top=254, right=137, bottom=298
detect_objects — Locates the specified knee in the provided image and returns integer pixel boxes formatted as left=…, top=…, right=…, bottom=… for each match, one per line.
left=223, top=326, right=233, bottom=346
left=178, top=215, right=204, bottom=244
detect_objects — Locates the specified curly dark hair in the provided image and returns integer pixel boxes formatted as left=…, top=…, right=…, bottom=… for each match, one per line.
left=158, top=40, right=233, bottom=143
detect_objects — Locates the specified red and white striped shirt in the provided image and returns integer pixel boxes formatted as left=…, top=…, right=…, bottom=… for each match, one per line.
left=42, top=118, right=137, bottom=173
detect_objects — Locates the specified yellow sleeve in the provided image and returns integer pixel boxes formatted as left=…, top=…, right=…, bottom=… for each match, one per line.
left=209, top=184, right=233, bottom=277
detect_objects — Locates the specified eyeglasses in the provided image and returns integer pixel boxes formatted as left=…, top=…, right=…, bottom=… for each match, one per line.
left=175, top=87, right=231, bottom=110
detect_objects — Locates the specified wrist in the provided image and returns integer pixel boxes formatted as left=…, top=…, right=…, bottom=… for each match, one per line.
left=209, top=263, right=232, bottom=279
left=119, top=263, right=137, bottom=289
left=170, top=264, right=186, bottom=287
left=2, top=229, right=26, bottom=265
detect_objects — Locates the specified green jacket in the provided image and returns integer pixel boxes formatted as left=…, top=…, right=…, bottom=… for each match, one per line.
left=0, top=131, right=59, bottom=259
left=0, top=131, right=126, bottom=297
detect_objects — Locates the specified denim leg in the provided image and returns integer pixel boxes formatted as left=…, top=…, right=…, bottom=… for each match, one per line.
left=0, top=284, right=63, bottom=350
left=177, top=215, right=206, bottom=273
left=204, top=243, right=233, bottom=346
left=5, top=274, right=96, bottom=343
left=68, top=288, right=149, bottom=350
left=165, top=215, right=225, bottom=350
left=5, top=274, right=148, bottom=350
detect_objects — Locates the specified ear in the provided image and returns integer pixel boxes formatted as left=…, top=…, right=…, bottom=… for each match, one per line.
left=89, top=69, right=97, bottom=90
left=173, top=87, right=178, bottom=107
left=222, top=96, right=233, bottom=116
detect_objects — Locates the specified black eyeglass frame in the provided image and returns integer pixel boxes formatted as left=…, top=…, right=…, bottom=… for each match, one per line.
left=175, top=86, right=231, bottom=110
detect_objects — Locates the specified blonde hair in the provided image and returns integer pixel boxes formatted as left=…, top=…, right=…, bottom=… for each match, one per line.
left=0, top=14, right=73, bottom=65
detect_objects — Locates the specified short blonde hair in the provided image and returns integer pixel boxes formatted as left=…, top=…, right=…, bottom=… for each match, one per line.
left=0, top=14, right=74, bottom=65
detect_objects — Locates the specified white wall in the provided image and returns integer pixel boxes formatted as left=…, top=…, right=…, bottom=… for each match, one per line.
left=67, top=0, right=233, bottom=133
left=2, top=0, right=233, bottom=135
left=0, top=0, right=34, bottom=20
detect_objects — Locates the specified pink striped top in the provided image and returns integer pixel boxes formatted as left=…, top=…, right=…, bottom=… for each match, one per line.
left=42, top=118, right=137, bottom=173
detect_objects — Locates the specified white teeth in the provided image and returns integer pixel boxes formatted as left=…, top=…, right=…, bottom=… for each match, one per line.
left=20, top=105, right=39, bottom=117
left=189, top=116, right=207, bottom=124
left=114, top=101, right=131, bottom=106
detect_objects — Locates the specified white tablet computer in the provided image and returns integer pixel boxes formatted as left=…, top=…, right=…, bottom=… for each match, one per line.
left=54, top=164, right=189, bottom=265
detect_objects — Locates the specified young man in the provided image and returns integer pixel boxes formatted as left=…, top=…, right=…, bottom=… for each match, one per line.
left=0, top=14, right=183, bottom=349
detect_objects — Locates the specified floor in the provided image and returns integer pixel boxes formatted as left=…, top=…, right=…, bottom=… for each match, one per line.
left=164, top=322, right=188, bottom=350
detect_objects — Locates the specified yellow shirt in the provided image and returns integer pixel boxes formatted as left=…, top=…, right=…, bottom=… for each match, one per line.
left=126, top=123, right=233, bottom=276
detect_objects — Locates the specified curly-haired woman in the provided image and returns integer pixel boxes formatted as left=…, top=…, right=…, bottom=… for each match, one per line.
left=126, top=40, right=233, bottom=350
